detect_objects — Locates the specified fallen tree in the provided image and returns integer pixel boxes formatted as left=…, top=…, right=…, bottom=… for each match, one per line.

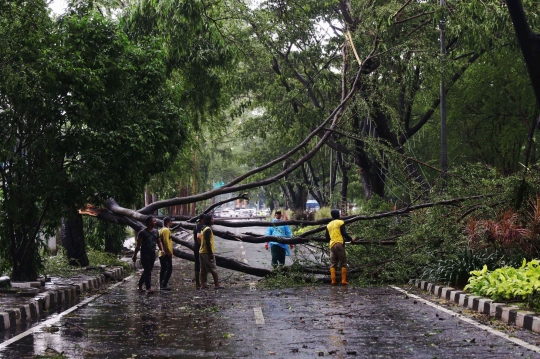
left=82, top=194, right=492, bottom=279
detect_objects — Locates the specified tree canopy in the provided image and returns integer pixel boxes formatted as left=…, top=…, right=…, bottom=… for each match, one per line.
left=3, top=0, right=540, bottom=283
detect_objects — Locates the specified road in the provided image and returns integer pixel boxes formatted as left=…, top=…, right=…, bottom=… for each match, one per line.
left=1, top=224, right=540, bottom=358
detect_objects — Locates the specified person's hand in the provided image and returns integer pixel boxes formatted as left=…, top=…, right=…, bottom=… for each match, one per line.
left=132, top=254, right=137, bottom=262
left=168, top=252, right=173, bottom=257
left=290, top=244, right=294, bottom=249
left=265, top=243, right=269, bottom=250
left=351, top=238, right=357, bottom=243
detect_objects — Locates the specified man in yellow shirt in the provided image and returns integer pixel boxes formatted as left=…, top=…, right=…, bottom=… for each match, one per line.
left=159, top=217, right=174, bottom=291
left=197, top=214, right=223, bottom=289
left=326, top=209, right=355, bottom=285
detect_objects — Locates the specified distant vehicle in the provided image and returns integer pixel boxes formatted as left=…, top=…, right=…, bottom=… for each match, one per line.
left=219, top=210, right=232, bottom=217
left=306, top=199, right=320, bottom=211
left=239, top=209, right=253, bottom=217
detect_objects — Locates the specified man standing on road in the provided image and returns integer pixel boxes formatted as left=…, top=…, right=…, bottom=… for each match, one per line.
left=326, top=209, right=355, bottom=285
left=192, top=215, right=204, bottom=289
left=133, top=216, right=164, bottom=293
left=159, top=217, right=174, bottom=291
left=198, top=214, right=223, bottom=289
left=264, top=210, right=293, bottom=267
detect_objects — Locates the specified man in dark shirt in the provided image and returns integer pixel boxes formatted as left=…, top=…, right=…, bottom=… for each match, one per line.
left=132, top=216, right=164, bottom=293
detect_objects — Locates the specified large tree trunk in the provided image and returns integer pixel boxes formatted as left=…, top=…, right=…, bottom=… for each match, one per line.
left=506, top=0, right=540, bottom=106
left=337, top=151, right=350, bottom=214
left=60, top=213, right=89, bottom=267
left=104, top=231, right=123, bottom=254
left=11, top=232, right=41, bottom=281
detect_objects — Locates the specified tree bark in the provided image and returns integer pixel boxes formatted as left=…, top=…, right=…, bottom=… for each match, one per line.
left=505, top=0, right=540, bottom=107
left=60, top=213, right=89, bottom=267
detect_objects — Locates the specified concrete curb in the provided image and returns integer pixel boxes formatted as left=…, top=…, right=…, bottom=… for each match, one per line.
left=0, top=266, right=126, bottom=332
left=414, top=279, right=540, bottom=333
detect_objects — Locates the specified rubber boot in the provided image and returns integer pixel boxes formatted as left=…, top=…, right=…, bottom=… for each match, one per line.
left=330, top=268, right=337, bottom=285
left=341, top=267, right=349, bottom=285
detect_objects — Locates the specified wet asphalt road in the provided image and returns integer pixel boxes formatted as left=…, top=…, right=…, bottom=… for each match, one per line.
left=1, top=225, right=540, bottom=358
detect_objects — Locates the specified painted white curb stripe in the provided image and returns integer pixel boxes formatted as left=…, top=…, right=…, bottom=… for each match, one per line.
left=253, top=307, right=265, bottom=325
left=391, top=286, right=540, bottom=353
left=0, top=275, right=133, bottom=351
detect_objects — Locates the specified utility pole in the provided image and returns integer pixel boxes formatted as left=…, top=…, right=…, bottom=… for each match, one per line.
left=440, top=0, right=448, bottom=185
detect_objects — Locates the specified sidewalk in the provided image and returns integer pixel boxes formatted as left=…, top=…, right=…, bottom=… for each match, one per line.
left=0, top=265, right=127, bottom=332
left=411, top=279, right=540, bottom=334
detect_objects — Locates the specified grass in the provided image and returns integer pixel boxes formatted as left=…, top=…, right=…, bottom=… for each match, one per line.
left=256, top=265, right=319, bottom=289
left=42, top=248, right=132, bottom=278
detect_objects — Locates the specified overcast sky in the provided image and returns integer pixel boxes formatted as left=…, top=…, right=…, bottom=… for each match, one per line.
left=49, top=0, right=67, bottom=14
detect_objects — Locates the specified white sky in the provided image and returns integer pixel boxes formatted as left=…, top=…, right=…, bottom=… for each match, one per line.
left=48, top=0, right=67, bottom=14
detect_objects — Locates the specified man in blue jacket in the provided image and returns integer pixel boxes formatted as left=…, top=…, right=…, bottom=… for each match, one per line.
left=265, top=210, right=293, bottom=266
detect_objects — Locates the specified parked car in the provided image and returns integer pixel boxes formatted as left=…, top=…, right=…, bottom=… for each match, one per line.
left=219, top=210, right=232, bottom=217
left=239, top=209, right=253, bottom=217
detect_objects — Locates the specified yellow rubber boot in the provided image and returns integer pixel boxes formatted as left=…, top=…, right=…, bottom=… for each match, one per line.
left=330, top=268, right=337, bottom=285
left=341, top=267, right=349, bottom=285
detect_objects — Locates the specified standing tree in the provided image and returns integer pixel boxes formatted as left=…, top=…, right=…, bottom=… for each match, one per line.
left=0, top=1, right=191, bottom=279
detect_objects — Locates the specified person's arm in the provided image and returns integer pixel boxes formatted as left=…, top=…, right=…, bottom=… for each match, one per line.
left=132, top=232, right=142, bottom=262
left=163, top=229, right=172, bottom=256
left=196, top=225, right=204, bottom=244
left=157, top=230, right=165, bottom=254
left=325, top=229, right=330, bottom=242
left=284, top=225, right=294, bottom=249
left=265, top=224, right=274, bottom=249
left=204, top=229, right=213, bottom=258
left=284, top=225, right=292, bottom=238
left=340, top=226, right=353, bottom=242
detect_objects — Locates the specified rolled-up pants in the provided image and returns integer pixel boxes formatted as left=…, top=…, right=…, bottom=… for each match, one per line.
left=330, top=243, right=347, bottom=269
left=199, top=253, right=218, bottom=283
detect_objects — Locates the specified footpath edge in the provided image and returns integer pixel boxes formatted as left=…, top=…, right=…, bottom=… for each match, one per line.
left=0, top=261, right=141, bottom=332
left=413, top=279, right=540, bottom=333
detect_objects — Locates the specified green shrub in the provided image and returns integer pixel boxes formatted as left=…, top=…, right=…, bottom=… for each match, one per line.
left=421, top=247, right=499, bottom=288
left=42, top=248, right=74, bottom=277
left=257, top=264, right=317, bottom=289
left=43, top=248, right=131, bottom=277
left=87, top=250, right=130, bottom=270
left=465, top=259, right=540, bottom=309
left=315, top=207, right=331, bottom=220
